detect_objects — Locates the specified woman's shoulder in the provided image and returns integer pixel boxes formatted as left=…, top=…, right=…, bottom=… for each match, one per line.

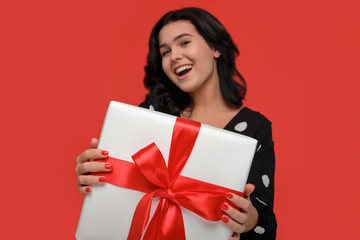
left=227, top=107, right=272, bottom=128
left=238, top=107, right=271, bottom=125
left=224, top=107, right=272, bottom=139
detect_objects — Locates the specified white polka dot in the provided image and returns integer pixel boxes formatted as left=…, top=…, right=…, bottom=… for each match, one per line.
left=149, top=105, right=154, bottom=111
left=262, top=174, right=270, bottom=188
left=257, top=144, right=262, bottom=152
left=254, top=226, right=265, bottom=234
left=234, top=121, right=247, bottom=132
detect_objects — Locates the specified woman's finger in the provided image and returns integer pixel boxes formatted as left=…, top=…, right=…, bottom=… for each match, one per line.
left=222, top=202, right=247, bottom=224
left=75, top=161, right=112, bottom=175
left=243, top=184, right=255, bottom=199
left=89, top=138, right=99, bottom=149
left=221, top=215, right=246, bottom=234
left=76, top=148, right=108, bottom=164
left=225, top=192, right=252, bottom=211
left=78, top=186, right=92, bottom=194
left=77, top=175, right=107, bottom=186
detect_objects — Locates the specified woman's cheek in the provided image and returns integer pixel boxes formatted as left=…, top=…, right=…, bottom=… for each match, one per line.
left=162, top=60, right=171, bottom=78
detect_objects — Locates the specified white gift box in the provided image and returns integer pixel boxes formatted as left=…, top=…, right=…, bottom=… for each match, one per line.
left=76, top=101, right=257, bottom=240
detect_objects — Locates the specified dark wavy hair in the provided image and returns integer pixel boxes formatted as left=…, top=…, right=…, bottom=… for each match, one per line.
left=143, top=7, right=247, bottom=116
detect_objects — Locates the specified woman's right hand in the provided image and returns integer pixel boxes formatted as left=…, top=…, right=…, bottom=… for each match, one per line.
left=75, top=138, right=112, bottom=194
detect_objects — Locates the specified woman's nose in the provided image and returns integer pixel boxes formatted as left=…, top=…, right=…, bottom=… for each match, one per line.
left=170, top=48, right=183, bottom=61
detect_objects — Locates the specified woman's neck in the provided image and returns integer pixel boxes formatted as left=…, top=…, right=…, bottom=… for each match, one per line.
left=183, top=79, right=242, bottom=126
left=188, top=74, right=224, bottom=111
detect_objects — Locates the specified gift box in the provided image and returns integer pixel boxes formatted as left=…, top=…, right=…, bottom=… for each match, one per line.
left=76, top=101, right=257, bottom=240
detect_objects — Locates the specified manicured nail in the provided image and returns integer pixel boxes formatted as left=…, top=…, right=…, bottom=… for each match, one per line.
left=99, top=177, right=106, bottom=182
left=226, top=192, right=233, bottom=199
left=105, top=163, right=112, bottom=169
left=251, top=184, right=255, bottom=188
left=85, top=187, right=91, bottom=192
left=221, top=203, right=229, bottom=210
left=102, top=151, right=109, bottom=156
left=221, top=216, right=229, bottom=223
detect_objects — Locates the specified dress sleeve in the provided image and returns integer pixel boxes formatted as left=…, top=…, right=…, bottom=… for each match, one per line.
left=240, top=121, right=277, bottom=239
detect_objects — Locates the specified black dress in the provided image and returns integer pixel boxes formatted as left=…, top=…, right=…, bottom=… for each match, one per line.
left=139, top=102, right=277, bottom=239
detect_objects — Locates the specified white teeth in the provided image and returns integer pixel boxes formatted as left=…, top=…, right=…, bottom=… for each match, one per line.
left=175, top=65, right=193, bottom=75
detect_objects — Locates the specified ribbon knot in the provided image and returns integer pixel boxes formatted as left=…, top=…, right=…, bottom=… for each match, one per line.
left=162, top=189, right=176, bottom=201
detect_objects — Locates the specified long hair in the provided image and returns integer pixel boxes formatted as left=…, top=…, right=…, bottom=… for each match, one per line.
left=143, top=7, right=247, bottom=116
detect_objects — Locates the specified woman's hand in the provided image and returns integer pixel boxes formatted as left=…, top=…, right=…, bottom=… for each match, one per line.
left=75, top=138, right=112, bottom=194
left=221, top=184, right=259, bottom=240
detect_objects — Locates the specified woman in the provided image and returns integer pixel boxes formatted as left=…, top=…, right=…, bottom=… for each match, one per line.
left=75, top=7, right=276, bottom=239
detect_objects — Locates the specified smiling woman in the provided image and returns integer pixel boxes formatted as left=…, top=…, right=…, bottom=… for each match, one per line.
left=142, top=8, right=247, bottom=117
left=75, top=7, right=277, bottom=240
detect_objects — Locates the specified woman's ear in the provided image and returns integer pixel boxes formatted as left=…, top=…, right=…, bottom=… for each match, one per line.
left=213, top=49, right=221, bottom=58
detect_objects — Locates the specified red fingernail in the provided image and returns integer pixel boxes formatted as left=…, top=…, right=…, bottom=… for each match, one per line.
left=85, top=187, right=91, bottom=192
left=221, top=216, right=229, bottom=223
left=102, top=151, right=109, bottom=156
left=226, top=192, right=233, bottom=199
left=105, top=163, right=112, bottom=169
left=221, top=203, right=229, bottom=210
left=251, top=184, right=255, bottom=188
left=99, top=177, right=106, bottom=182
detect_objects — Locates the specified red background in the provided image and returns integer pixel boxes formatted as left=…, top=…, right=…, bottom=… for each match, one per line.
left=1, top=0, right=359, bottom=239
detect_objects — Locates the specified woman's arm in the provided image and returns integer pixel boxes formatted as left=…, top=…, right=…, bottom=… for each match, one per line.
left=240, top=120, right=277, bottom=239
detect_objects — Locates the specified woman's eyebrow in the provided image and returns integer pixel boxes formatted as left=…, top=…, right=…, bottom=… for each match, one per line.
left=159, top=33, right=193, bottom=49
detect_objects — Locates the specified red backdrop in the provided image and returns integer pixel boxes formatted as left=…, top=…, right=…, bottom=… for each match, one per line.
left=1, top=0, right=359, bottom=239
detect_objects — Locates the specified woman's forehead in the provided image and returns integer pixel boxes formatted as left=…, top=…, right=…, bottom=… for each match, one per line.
left=158, top=20, right=198, bottom=45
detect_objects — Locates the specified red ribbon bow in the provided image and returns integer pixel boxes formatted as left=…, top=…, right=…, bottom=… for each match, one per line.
left=98, top=118, right=242, bottom=240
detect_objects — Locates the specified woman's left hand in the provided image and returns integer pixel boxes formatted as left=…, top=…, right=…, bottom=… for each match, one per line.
left=221, top=184, right=259, bottom=240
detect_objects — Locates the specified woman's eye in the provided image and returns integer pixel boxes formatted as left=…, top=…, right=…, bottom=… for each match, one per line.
left=161, top=50, right=170, bottom=57
left=181, top=41, right=190, bottom=46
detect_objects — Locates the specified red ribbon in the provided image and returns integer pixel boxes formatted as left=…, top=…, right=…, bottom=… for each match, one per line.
left=97, top=118, right=242, bottom=240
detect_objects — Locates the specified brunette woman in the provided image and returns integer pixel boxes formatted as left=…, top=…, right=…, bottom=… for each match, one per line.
left=76, top=7, right=276, bottom=239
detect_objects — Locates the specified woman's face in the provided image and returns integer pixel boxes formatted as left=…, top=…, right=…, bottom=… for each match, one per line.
left=158, top=20, right=221, bottom=95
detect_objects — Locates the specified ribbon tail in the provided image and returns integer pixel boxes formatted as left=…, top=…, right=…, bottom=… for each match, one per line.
left=143, top=199, right=185, bottom=240
left=127, top=192, right=156, bottom=240
left=142, top=199, right=164, bottom=240
left=159, top=201, right=185, bottom=240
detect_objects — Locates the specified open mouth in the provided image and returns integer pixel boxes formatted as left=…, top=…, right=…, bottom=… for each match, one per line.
left=175, top=65, right=193, bottom=76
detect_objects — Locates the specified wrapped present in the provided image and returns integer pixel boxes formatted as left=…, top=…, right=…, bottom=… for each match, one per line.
left=76, top=101, right=257, bottom=240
